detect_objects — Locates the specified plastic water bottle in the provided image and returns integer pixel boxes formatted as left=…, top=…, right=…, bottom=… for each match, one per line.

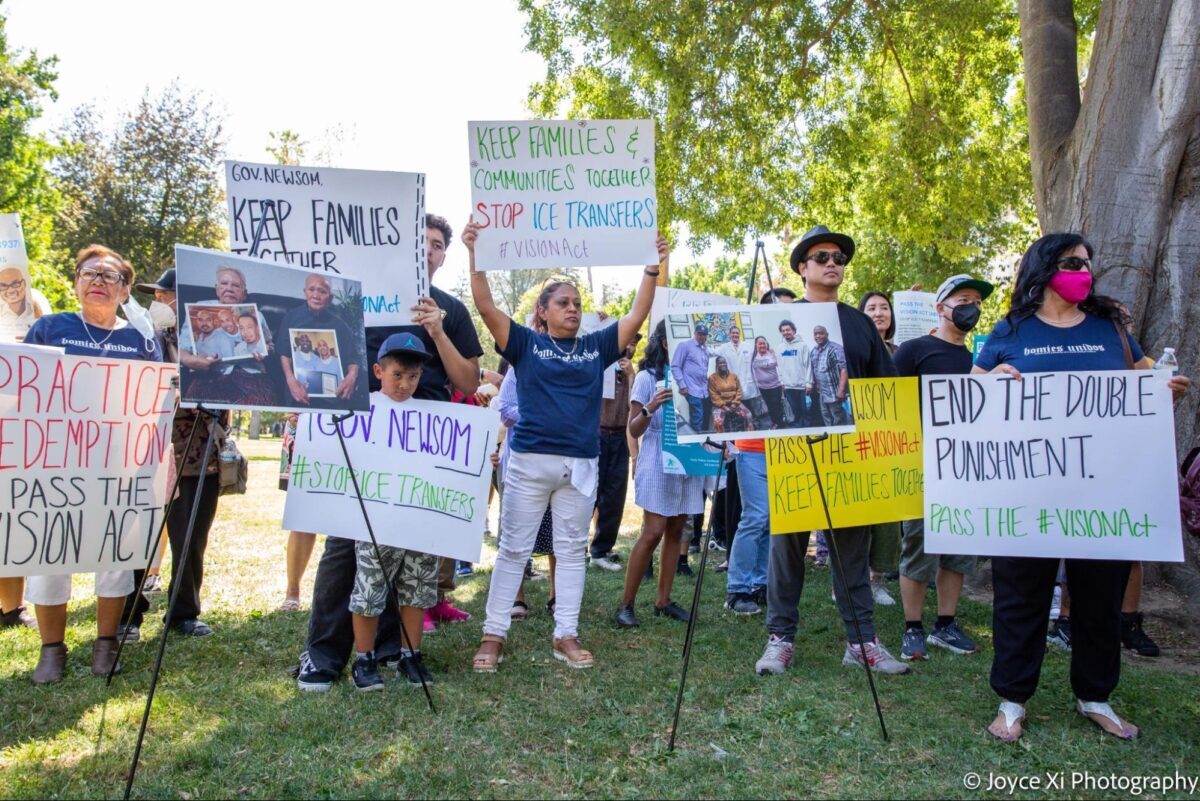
left=1155, top=347, right=1179, bottom=375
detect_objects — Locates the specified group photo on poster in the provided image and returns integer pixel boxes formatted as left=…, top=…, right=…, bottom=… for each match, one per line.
left=174, top=245, right=369, bottom=413
left=664, top=302, right=853, bottom=443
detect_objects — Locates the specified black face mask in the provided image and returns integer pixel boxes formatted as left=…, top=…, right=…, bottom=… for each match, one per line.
left=949, top=303, right=981, bottom=332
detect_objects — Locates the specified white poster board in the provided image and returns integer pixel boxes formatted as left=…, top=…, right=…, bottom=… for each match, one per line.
left=650, top=287, right=738, bottom=329
left=922, top=371, right=1184, bottom=561
left=467, top=119, right=658, bottom=270
left=892, top=291, right=938, bottom=345
left=0, top=215, right=34, bottom=341
left=225, top=161, right=427, bottom=327
left=283, top=397, right=500, bottom=562
left=0, top=344, right=177, bottom=576
left=581, top=312, right=620, bottom=398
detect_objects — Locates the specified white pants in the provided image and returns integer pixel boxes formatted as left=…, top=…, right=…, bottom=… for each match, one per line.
left=484, top=451, right=597, bottom=640
left=25, top=571, right=134, bottom=606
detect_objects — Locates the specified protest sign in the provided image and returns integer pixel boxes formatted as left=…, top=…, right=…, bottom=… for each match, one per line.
left=767, top=378, right=922, bottom=532
left=225, top=161, right=426, bottom=327
left=175, top=245, right=369, bottom=414
left=922, top=371, right=1183, bottom=561
left=467, top=119, right=658, bottom=270
left=664, top=302, right=851, bottom=443
left=662, top=397, right=723, bottom=477
left=0, top=215, right=34, bottom=341
left=581, top=312, right=621, bottom=398
left=650, top=287, right=738, bottom=329
left=892, top=291, right=938, bottom=346
left=283, top=397, right=499, bottom=562
left=0, top=344, right=176, bottom=576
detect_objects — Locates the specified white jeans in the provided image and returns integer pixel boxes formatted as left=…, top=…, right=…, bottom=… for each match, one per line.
left=485, top=451, right=597, bottom=640
left=26, top=571, right=134, bottom=606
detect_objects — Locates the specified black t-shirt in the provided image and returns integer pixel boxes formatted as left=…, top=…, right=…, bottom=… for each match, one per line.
left=800, top=299, right=897, bottom=379
left=365, top=285, right=484, bottom=401
left=892, top=334, right=973, bottom=377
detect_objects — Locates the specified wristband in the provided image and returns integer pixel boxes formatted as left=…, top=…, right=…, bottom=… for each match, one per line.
left=644, top=269, right=660, bottom=277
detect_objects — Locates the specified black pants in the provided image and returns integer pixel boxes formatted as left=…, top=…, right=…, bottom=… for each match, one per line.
left=783, top=388, right=807, bottom=425
left=711, top=460, right=741, bottom=549
left=590, top=431, right=630, bottom=558
left=125, top=474, right=220, bottom=627
left=760, top=386, right=785, bottom=428
left=304, top=536, right=404, bottom=675
left=990, top=556, right=1130, bottom=704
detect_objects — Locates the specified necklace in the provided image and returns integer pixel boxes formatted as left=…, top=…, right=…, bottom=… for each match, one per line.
left=547, top=333, right=579, bottom=357
left=77, top=312, right=117, bottom=349
left=1035, top=310, right=1085, bottom=327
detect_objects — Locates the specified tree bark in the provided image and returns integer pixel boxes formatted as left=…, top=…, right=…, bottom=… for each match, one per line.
left=249, top=410, right=261, bottom=440
left=1019, top=0, right=1200, bottom=601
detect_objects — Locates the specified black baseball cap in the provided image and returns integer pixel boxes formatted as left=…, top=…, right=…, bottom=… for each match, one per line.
left=135, top=268, right=176, bottom=293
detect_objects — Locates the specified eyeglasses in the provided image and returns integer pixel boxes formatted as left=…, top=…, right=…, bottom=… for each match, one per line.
left=76, top=267, right=126, bottom=285
left=0, top=277, right=25, bottom=292
left=807, top=251, right=848, bottom=266
left=1054, top=256, right=1091, bottom=271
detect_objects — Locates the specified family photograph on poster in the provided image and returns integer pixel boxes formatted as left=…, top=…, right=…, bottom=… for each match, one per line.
left=664, top=302, right=854, bottom=443
left=175, top=245, right=369, bottom=413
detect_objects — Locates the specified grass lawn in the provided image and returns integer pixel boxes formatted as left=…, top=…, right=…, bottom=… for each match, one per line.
left=1, top=438, right=1197, bottom=799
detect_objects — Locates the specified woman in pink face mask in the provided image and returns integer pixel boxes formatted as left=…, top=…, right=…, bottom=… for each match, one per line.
left=971, top=233, right=1190, bottom=744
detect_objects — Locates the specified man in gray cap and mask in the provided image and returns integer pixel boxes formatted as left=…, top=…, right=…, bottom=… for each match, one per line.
left=753, top=225, right=908, bottom=677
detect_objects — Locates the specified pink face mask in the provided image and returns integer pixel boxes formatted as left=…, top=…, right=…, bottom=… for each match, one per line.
left=1047, top=270, right=1093, bottom=304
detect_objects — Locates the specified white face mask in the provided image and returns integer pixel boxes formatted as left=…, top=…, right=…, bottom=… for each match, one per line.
left=121, top=295, right=158, bottom=350
left=149, top=300, right=177, bottom=331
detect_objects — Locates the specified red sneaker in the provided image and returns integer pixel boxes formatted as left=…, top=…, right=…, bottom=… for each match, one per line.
left=423, top=610, right=437, bottom=634
left=429, top=599, right=472, bottom=624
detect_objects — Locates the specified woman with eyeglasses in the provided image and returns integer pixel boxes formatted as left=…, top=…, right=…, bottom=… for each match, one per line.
left=465, top=219, right=666, bottom=672
left=974, top=233, right=1190, bottom=742
left=22, top=245, right=162, bottom=684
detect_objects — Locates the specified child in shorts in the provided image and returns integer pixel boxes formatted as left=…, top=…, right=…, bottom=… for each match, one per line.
left=348, top=332, right=440, bottom=691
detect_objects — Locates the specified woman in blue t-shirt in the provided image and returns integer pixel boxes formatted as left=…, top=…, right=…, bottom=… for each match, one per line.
left=23, top=245, right=162, bottom=685
left=974, top=233, right=1190, bottom=742
left=464, top=219, right=666, bottom=672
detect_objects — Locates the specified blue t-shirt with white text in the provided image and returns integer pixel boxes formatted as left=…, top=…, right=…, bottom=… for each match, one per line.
left=24, top=312, right=162, bottom=362
left=500, top=321, right=621, bottom=458
left=975, top=313, right=1144, bottom=374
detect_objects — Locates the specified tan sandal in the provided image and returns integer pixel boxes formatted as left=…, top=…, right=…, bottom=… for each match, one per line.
left=473, top=635, right=505, bottom=673
left=552, top=636, right=594, bottom=669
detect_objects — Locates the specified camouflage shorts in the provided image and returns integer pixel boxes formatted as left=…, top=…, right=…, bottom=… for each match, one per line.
left=349, top=542, right=439, bottom=616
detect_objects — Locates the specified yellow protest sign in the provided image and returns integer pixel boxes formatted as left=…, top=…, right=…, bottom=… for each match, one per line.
left=766, top=377, right=923, bottom=532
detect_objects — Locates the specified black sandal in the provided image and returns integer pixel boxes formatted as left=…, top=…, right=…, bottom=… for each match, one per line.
left=511, top=600, right=529, bottom=621
left=546, top=596, right=556, bottom=615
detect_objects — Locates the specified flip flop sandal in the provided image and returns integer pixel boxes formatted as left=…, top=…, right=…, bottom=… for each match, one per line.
left=472, top=635, right=505, bottom=674
left=986, top=701, right=1026, bottom=742
left=511, top=601, right=529, bottom=621
left=1077, top=700, right=1139, bottom=740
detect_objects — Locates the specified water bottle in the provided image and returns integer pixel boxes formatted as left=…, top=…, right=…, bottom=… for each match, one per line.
left=1155, top=347, right=1179, bottom=375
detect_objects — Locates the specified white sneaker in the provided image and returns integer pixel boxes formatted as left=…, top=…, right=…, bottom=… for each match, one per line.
left=590, top=555, right=622, bottom=572
left=842, top=639, right=910, bottom=674
left=870, top=580, right=896, bottom=607
left=755, top=635, right=794, bottom=675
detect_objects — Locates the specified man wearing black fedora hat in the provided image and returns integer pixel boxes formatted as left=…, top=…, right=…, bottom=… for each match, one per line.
left=753, top=225, right=909, bottom=677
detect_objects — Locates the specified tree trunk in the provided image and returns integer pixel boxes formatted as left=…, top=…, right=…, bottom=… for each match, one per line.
left=249, top=410, right=261, bottom=440
left=1019, top=0, right=1200, bottom=601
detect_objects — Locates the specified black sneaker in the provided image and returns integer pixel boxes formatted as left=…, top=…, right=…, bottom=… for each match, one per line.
left=396, top=653, right=434, bottom=687
left=676, top=561, right=695, bottom=578
left=751, top=587, right=767, bottom=607
left=296, top=653, right=336, bottom=692
left=351, top=654, right=384, bottom=692
left=1121, top=612, right=1160, bottom=657
left=172, top=619, right=213, bottom=637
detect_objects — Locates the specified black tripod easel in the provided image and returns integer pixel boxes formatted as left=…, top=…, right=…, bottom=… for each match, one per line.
left=667, top=237, right=888, bottom=751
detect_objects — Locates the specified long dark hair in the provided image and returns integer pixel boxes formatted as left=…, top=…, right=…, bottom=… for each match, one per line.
left=1007, top=233, right=1128, bottom=326
left=857, top=291, right=895, bottom=341
left=639, top=319, right=668, bottom=379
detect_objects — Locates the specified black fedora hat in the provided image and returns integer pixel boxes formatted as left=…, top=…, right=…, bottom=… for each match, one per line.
left=135, top=268, right=176, bottom=293
left=789, top=225, right=856, bottom=273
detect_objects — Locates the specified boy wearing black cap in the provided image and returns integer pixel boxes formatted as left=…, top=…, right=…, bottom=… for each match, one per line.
left=347, top=332, right=439, bottom=692
left=891, top=273, right=993, bottom=661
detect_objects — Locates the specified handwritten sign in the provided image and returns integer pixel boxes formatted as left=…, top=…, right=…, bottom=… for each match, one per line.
left=892, top=291, right=938, bottom=346
left=225, top=161, right=426, bottom=327
left=283, top=397, right=500, bottom=562
left=467, top=119, right=658, bottom=270
left=651, top=287, right=738, bottom=329
left=662, top=390, right=723, bottom=477
left=0, top=215, right=33, bottom=341
left=0, top=344, right=176, bottom=576
left=766, top=378, right=922, bottom=532
left=922, top=371, right=1183, bottom=561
